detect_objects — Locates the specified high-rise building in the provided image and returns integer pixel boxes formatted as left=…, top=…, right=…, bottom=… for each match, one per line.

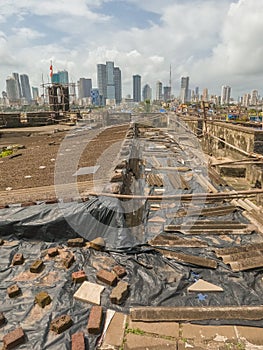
left=20, top=74, right=32, bottom=102
left=12, top=73, right=22, bottom=98
left=51, top=70, right=69, bottom=85
left=202, top=88, right=208, bottom=102
left=32, top=87, right=39, bottom=100
left=78, top=78, right=92, bottom=99
left=6, top=76, right=20, bottom=101
left=163, top=86, right=171, bottom=101
left=221, top=85, right=231, bottom=105
left=133, top=75, right=141, bottom=102
left=251, top=90, right=258, bottom=106
left=180, top=76, right=189, bottom=103
left=156, top=81, right=162, bottom=101
left=142, top=84, right=152, bottom=101
left=114, top=67, right=122, bottom=104
left=97, top=62, right=122, bottom=104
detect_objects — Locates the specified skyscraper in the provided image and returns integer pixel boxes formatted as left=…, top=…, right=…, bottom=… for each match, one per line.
left=97, top=62, right=122, bottom=104
left=114, top=67, right=122, bottom=104
left=133, top=75, right=141, bottom=102
left=180, top=76, right=189, bottom=103
left=51, top=70, right=69, bottom=85
left=142, top=84, right=152, bottom=101
left=6, top=76, right=20, bottom=101
left=12, top=73, right=22, bottom=98
left=32, top=87, right=39, bottom=100
left=221, top=85, right=231, bottom=105
left=156, top=81, right=162, bottom=101
left=20, top=74, right=32, bottom=102
left=163, top=86, right=171, bottom=101
left=78, top=78, right=92, bottom=99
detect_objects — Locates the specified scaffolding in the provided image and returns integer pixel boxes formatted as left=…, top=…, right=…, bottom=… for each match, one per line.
left=41, top=82, right=77, bottom=113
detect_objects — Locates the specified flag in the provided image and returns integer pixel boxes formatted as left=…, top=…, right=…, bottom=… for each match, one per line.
left=50, top=62, right=53, bottom=78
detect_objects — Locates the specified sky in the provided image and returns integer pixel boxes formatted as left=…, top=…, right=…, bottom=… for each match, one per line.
left=0, top=0, right=262, bottom=99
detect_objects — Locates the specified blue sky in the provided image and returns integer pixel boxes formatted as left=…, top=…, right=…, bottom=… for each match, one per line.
left=0, top=0, right=262, bottom=99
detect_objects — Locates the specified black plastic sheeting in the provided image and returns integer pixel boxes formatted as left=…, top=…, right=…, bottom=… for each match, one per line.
left=1, top=199, right=263, bottom=349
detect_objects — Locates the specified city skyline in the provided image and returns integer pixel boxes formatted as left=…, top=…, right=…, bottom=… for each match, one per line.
left=0, top=0, right=262, bottom=98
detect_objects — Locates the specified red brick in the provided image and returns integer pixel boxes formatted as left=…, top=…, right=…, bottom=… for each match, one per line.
left=72, top=270, right=87, bottom=283
left=96, top=269, right=117, bottom=286
left=45, top=198, right=58, bottom=204
left=0, top=312, right=6, bottom=327
left=3, top=327, right=26, bottom=349
left=30, top=259, right=44, bottom=273
left=35, top=291, right=52, bottom=308
left=112, top=265, right=127, bottom=278
left=12, top=253, right=24, bottom=265
left=71, top=332, right=85, bottom=350
left=7, top=284, right=21, bottom=298
left=67, top=238, right=85, bottom=247
left=110, top=281, right=129, bottom=305
left=50, top=315, right=73, bottom=334
left=87, top=306, right=103, bottom=335
left=48, top=247, right=59, bottom=257
left=63, top=253, right=75, bottom=268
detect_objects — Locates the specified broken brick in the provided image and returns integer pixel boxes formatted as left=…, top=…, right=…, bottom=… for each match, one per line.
left=30, top=259, right=44, bottom=273
left=0, top=313, right=6, bottom=327
left=48, top=247, right=59, bottom=257
left=67, top=238, right=85, bottom=247
left=72, top=270, right=87, bottom=283
left=87, top=306, right=103, bottom=335
left=89, top=237, right=105, bottom=251
left=71, top=332, right=85, bottom=350
left=12, top=253, right=24, bottom=266
left=63, top=253, right=75, bottom=268
left=3, top=327, right=26, bottom=349
left=112, top=265, right=127, bottom=278
left=110, top=281, right=129, bottom=305
left=35, top=291, right=52, bottom=308
left=45, top=198, right=58, bottom=204
left=96, top=269, right=117, bottom=286
left=7, top=284, right=21, bottom=298
left=50, top=315, right=73, bottom=334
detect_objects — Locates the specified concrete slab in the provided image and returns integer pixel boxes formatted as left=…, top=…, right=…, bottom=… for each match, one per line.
left=181, top=324, right=237, bottom=345
left=73, top=281, right=105, bottom=305
left=236, top=326, right=263, bottom=345
left=101, top=312, right=127, bottom=348
left=187, top=279, right=224, bottom=292
left=128, top=319, right=179, bottom=338
left=124, top=333, right=176, bottom=350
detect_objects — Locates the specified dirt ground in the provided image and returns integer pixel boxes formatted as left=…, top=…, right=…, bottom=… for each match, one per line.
left=0, top=124, right=129, bottom=204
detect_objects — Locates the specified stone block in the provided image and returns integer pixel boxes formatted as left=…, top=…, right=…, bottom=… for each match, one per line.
left=101, top=312, right=127, bottom=348
left=112, top=265, right=127, bottom=278
left=0, top=312, right=6, bottom=327
left=3, top=327, right=26, bottom=349
left=110, top=281, right=129, bottom=305
left=89, top=237, right=105, bottom=251
left=7, top=284, right=21, bottom=298
left=87, top=306, right=103, bottom=335
left=236, top=326, right=263, bottom=345
left=71, top=332, right=85, bottom=350
left=50, top=315, right=73, bottom=334
left=63, top=253, right=75, bottom=268
left=124, top=333, right=176, bottom=349
left=35, top=291, right=52, bottom=308
left=67, top=238, right=85, bottom=247
left=30, top=259, right=44, bottom=273
left=96, top=269, right=117, bottom=286
left=72, top=270, right=87, bottom=283
left=74, top=281, right=105, bottom=305
left=48, top=247, right=59, bottom=257
left=12, top=253, right=24, bottom=265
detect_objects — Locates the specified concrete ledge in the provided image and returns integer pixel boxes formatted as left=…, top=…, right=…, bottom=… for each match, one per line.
left=130, top=306, right=263, bottom=322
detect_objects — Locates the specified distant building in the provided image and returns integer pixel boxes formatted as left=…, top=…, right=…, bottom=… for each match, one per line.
left=133, top=74, right=141, bottom=102
left=90, top=88, right=100, bottom=106
left=180, top=76, right=189, bottom=103
left=251, top=90, right=258, bottom=106
left=97, top=61, right=122, bottom=105
left=78, top=78, right=92, bottom=99
left=12, top=73, right=22, bottom=98
left=20, top=74, right=32, bottom=102
left=51, top=70, right=69, bottom=85
left=163, top=86, right=171, bottom=101
left=156, top=81, right=162, bottom=101
left=32, top=87, right=39, bottom=100
left=202, top=88, right=208, bottom=102
left=6, top=76, right=20, bottom=101
left=142, top=84, right=152, bottom=101
left=221, top=85, right=231, bottom=105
